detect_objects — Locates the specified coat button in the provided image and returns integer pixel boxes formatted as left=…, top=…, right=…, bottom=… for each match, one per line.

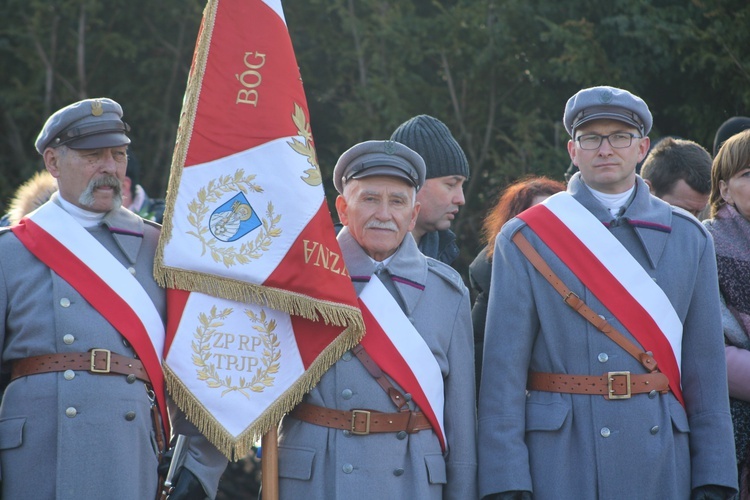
left=396, top=431, right=407, bottom=440
left=650, top=425, right=659, bottom=435
left=65, top=407, right=77, bottom=418
left=60, top=297, right=71, bottom=308
left=125, top=411, right=136, bottom=421
left=600, top=427, right=611, bottom=438
left=648, top=390, right=658, bottom=399
left=341, top=351, right=352, bottom=361
left=63, top=370, right=75, bottom=380
left=597, top=353, right=609, bottom=363
left=122, top=338, right=131, bottom=348
left=126, top=374, right=137, bottom=384
left=341, top=389, right=353, bottom=400
left=393, top=468, right=405, bottom=476
left=342, top=464, right=353, bottom=474
left=404, top=393, right=412, bottom=402
left=63, top=334, right=75, bottom=345
left=128, top=267, right=136, bottom=275
left=343, top=430, right=351, bottom=437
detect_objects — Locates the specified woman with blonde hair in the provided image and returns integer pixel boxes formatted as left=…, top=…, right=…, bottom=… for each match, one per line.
left=704, top=128, right=750, bottom=499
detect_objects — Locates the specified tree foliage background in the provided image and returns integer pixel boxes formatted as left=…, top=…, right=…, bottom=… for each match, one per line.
left=1, top=0, right=749, bottom=279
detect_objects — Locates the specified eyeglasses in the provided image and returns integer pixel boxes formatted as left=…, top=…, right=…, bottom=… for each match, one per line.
left=575, top=133, right=642, bottom=150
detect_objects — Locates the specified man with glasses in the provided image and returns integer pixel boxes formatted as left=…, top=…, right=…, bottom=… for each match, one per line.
left=478, top=86, right=737, bottom=499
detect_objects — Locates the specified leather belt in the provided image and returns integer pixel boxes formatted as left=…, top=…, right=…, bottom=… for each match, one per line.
left=289, top=402, right=432, bottom=435
left=528, top=371, right=670, bottom=400
left=11, top=349, right=150, bottom=384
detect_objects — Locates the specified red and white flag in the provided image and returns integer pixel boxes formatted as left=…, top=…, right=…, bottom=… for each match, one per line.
left=155, top=0, right=364, bottom=459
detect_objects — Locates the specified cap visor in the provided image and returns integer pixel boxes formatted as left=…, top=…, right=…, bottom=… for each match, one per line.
left=350, top=166, right=416, bottom=187
left=574, top=112, right=641, bottom=133
left=67, top=132, right=131, bottom=150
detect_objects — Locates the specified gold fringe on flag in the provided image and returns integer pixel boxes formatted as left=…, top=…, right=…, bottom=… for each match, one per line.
left=154, top=264, right=363, bottom=330
left=164, top=320, right=363, bottom=461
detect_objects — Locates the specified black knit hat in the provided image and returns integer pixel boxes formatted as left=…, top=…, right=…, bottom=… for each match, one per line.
left=390, top=115, right=469, bottom=180
left=713, top=116, right=750, bottom=157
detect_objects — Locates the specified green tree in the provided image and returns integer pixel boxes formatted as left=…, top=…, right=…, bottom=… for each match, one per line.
left=0, top=0, right=203, bottom=210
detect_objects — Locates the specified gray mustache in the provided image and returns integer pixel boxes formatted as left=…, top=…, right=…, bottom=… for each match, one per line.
left=90, top=175, right=121, bottom=191
left=365, top=220, right=397, bottom=231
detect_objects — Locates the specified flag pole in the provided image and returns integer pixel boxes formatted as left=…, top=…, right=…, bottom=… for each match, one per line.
left=261, top=427, right=279, bottom=500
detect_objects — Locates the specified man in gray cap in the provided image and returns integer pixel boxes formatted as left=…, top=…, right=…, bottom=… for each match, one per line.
left=0, top=98, right=226, bottom=499
left=391, top=115, right=469, bottom=266
left=478, top=86, right=737, bottom=499
left=278, top=140, right=476, bottom=499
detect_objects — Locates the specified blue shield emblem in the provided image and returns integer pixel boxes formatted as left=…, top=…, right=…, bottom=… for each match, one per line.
left=208, top=192, right=262, bottom=242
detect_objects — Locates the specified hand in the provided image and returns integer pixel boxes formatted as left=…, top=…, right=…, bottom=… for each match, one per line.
left=690, top=484, right=735, bottom=500
left=167, top=468, right=207, bottom=500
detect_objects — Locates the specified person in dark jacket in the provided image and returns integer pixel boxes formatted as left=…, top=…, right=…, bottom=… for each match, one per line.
left=390, top=115, right=469, bottom=266
left=469, top=176, right=564, bottom=389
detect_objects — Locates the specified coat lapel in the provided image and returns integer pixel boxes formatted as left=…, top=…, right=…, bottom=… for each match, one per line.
left=569, top=173, right=672, bottom=269
left=337, top=227, right=427, bottom=319
left=102, top=207, right=145, bottom=266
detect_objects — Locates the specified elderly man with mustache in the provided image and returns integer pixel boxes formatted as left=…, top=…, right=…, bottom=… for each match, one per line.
left=277, top=140, right=477, bottom=499
left=0, top=98, right=227, bottom=499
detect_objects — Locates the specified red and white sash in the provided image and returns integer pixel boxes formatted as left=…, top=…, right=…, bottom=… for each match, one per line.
left=12, top=202, right=169, bottom=429
left=518, top=192, right=684, bottom=405
left=358, top=278, right=446, bottom=450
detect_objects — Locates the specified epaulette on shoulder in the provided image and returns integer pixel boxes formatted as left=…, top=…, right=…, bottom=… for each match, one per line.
left=143, top=218, right=162, bottom=230
left=670, top=206, right=710, bottom=237
left=425, top=257, right=466, bottom=292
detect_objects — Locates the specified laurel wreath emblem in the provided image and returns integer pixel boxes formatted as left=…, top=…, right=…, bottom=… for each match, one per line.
left=192, top=306, right=281, bottom=398
left=186, top=169, right=281, bottom=268
left=288, top=103, right=322, bottom=187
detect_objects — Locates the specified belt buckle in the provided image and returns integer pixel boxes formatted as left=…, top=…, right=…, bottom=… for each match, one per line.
left=563, top=291, right=579, bottom=306
left=351, top=410, right=371, bottom=435
left=607, top=371, right=631, bottom=399
left=90, top=349, right=112, bottom=373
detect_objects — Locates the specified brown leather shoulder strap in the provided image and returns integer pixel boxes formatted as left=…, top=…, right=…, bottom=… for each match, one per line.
left=511, top=231, right=658, bottom=373
left=351, top=344, right=409, bottom=410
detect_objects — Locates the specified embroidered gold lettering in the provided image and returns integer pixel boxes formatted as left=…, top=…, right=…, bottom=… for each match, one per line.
left=302, top=240, right=349, bottom=277
left=236, top=51, right=266, bottom=106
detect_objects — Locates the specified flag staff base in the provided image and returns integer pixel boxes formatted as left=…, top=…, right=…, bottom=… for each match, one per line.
left=261, top=427, right=279, bottom=500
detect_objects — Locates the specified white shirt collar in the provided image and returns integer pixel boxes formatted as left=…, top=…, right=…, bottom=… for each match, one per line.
left=57, top=196, right=106, bottom=228
left=587, top=185, right=635, bottom=218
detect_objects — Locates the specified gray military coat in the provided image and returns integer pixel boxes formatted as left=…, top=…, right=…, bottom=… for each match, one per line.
left=278, top=228, right=477, bottom=499
left=478, top=174, right=737, bottom=499
left=0, top=195, right=226, bottom=499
